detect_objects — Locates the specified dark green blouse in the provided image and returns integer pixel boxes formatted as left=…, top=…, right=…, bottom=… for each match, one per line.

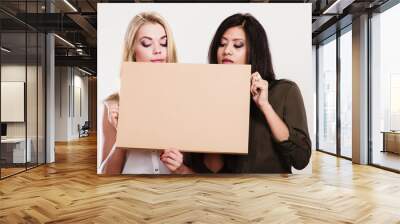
left=186, top=79, right=311, bottom=173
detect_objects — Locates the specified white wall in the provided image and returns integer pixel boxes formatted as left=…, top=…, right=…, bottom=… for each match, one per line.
left=55, top=67, right=89, bottom=141
left=72, top=73, right=89, bottom=138
left=55, top=67, right=69, bottom=141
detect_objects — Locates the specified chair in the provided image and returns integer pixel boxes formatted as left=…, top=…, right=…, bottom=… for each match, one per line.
left=79, top=121, right=90, bottom=138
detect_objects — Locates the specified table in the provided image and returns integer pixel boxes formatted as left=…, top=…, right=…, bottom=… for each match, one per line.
left=381, top=131, right=400, bottom=154
left=1, top=138, right=32, bottom=164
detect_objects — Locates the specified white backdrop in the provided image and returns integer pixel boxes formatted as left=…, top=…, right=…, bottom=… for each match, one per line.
left=97, top=3, right=314, bottom=173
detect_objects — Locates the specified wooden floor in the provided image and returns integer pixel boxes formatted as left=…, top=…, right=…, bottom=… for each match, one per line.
left=1, top=167, right=26, bottom=178
left=1, top=135, right=400, bottom=223
left=1, top=163, right=44, bottom=178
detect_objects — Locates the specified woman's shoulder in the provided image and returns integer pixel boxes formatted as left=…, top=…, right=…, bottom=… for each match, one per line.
left=270, top=79, right=304, bottom=104
left=270, top=79, right=300, bottom=91
left=103, top=93, right=119, bottom=108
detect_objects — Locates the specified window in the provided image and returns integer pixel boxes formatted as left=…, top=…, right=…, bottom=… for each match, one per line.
left=318, top=36, right=337, bottom=154
left=339, top=28, right=352, bottom=158
left=370, top=2, right=400, bottom=171
left=0, top=1, right=47, bottom=179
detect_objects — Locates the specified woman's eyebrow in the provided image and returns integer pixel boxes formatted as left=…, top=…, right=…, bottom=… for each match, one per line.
left=221, top=36, right=244, bottom=41
left=140, top=36, right=152, bottom=40
left=159, top=35, right=167, bottom=40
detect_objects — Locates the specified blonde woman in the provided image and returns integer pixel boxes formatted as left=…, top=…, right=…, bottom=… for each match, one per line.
left=100, top=12, right=193, bottom=174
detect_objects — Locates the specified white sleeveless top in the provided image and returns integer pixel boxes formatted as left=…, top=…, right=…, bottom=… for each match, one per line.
left=121, top=149, right=171, bottom=174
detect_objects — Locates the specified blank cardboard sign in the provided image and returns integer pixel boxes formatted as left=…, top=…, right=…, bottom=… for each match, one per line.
left=116, top=62, right=251, bottom=154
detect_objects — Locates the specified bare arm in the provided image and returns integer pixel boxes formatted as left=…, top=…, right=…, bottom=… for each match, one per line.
left=99, top=104, right=126, bottom=174
left=100, top=145, right=126, bottom=174
left=251, top=72, right=289, bottom=142
left=260, top=103, right=289, bottom=142
left=101, top=105, right=115, bottom=162
left=174, top=164, right=195, bottom=174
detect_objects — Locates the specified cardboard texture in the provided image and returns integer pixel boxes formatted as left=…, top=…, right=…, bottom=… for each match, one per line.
left=116, top=62, right=251, bottom=154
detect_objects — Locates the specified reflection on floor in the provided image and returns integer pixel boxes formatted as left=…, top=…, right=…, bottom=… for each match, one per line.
left=341, top=147, right=352, bottom=158
left=373, top=150, right=400, bottom=171
left=0, top=167, right=25, bottom=177
left=0, top=163, right=41, bottom=178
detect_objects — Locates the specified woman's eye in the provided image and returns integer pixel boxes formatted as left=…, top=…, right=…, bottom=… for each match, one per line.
left=234, top=43, right=244, bottom=48
left=141, top=41, right=151, bottom=47
left=218, top=42, right=226, bottom=47
left=160, top=40, right=167, bottom=47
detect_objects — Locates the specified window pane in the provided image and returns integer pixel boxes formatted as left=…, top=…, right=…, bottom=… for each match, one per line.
left=318, top=37, right=337, bottom=154
left=1, top=31, right=28, bottom=177
left=340, top=29, right=352, bottom=158
left=27, top=31, right=38, bottom=169
left=371, top=3, right=400, bottom=171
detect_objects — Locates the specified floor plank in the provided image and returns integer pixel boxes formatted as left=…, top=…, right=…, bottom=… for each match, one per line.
left=0, top=134, right=399, bottom=223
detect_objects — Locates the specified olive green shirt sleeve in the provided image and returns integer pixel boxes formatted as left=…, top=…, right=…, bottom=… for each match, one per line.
left=276, top=83, right=311, bottom=170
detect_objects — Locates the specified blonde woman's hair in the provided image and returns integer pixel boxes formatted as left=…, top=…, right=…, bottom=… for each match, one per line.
left=122, top=12, right=177, bottom=63
left=105, top=12, right=177, bottom=103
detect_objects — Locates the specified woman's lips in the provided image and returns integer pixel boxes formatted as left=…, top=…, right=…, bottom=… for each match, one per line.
left=222, top=59, right=234, bottom=64
left=151, top=59, right=165, bottom=63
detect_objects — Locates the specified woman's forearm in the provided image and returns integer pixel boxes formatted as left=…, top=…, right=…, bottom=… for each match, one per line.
left=99, top=145, right=126, bottom=174
left=174, top=164, right=195, bottom=174
left=260, top=103, right=289, bottom=142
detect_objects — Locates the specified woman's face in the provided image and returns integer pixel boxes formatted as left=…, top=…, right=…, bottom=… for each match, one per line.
left=217, top=26, right=248, bottom=65
left=133, top=22, right=168, bottom=63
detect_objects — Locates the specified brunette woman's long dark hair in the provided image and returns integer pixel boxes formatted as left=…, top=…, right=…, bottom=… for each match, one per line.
left=208, top=13, right=276, bottom=82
